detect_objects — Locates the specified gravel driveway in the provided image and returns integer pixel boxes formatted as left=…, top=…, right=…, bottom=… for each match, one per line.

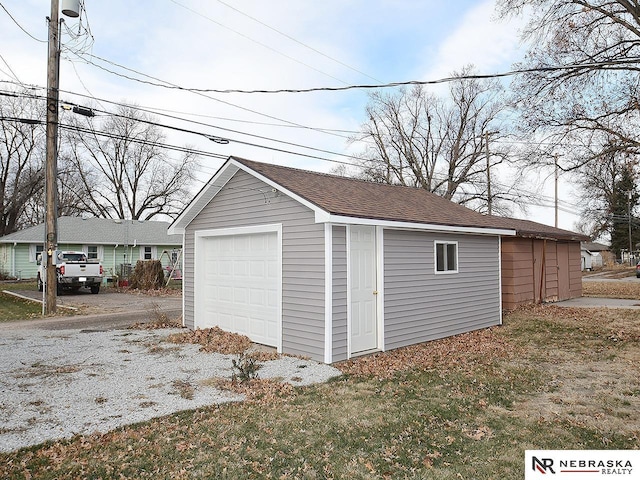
left=0, top=327, right=342, bottom=453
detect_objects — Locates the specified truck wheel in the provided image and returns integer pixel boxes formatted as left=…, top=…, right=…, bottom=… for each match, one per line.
left=90, top=285, right=100, bottom=294
left=37, top=274, right=43, bottom=292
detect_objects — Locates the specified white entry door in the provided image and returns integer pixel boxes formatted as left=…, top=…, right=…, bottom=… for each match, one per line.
left=350, top=225, right=377, bottom=353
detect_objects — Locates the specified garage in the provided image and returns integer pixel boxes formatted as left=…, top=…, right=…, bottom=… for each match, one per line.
left=194, top=225, right=281, bottom=348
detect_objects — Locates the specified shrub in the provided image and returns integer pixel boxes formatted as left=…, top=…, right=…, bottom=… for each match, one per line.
left=128, top=260, right=165, bottom=290
left=231, top=353, right=262, bottom=383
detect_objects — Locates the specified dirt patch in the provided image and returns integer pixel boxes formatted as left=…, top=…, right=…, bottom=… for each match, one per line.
left=511, top=353, right=640, bottom=437
left=506, top=305, right=640, bottom=437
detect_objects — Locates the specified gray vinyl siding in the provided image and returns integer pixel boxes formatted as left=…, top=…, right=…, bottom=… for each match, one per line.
left=184, top=170, right=325, bottom=361
left=332, top=225, right=348, bottom=362
left=384, top=229, right=501, bottom=350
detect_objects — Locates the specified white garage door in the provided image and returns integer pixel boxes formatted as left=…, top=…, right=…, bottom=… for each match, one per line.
left=196, top=230, right=280, bottom=347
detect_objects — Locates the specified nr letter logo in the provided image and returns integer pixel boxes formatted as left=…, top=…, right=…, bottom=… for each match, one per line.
left=532, top=457, right=555, bottom=474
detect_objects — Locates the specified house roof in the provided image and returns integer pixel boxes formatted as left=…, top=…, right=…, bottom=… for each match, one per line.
left=581, top=241, right=610, bottom=251
left=170, top=156, right=588, bottom=242
left=0, top=217, right=182, bottom=245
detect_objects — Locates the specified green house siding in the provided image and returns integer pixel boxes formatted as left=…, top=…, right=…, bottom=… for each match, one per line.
left=0, top=244, right=36, bottom=279
left=0, top=242, right=180, bottom=280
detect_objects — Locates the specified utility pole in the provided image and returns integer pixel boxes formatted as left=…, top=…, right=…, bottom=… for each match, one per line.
left=44, top=0, right=79, bottom=314
left=554, top=155, right=559, bottom=228
left=44, top=0, right=61, bottom=315
left=485, top=131, right=492, bottom=215
left=629, top=190, right=633, bottom=266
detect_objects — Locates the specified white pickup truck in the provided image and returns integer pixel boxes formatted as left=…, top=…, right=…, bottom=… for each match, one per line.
left=37, top=251, right=103, bottom=294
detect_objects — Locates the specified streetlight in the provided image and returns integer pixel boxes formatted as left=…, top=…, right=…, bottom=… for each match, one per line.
left=43, top=0, right=80, bottom=315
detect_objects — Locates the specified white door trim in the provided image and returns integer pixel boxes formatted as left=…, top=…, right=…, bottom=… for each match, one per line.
left=194, top=223, right=283, bottom=353
left=324, top=223, right=333, bottom=364
left=376, top=226, right=385, bottom=351
left=348, top=224, right=379, bottom=356
left=346, top=225, right=352, bottom=358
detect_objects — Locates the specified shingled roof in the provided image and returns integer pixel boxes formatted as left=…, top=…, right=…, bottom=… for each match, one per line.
left=0, top=217, right=181, bottom=245
left=232, top=158, right=588, bottom=241
left=170, top=157, right=588, bottom=242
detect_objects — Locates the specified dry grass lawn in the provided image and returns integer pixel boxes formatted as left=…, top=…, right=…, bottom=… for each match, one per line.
left=1, top=299, right=639, bottom=478
left=583, top=280, right=640, bottom=299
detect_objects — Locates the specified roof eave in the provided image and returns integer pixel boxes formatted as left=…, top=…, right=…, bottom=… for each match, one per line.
left=514, top=231, right=590, bottom=242
left=323, top=214, right=516, bottom=236
left=169, top=159, right=238, bottom=235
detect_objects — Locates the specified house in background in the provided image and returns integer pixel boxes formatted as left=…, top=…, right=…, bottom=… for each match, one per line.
left=581, top=241, right=610, bottom=270
left=170, top=157, right=587, bottom=364
left=0, top=217, right=182, bottom=281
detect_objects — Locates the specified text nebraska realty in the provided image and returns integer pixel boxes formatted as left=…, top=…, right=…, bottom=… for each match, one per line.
left=552, top=458, right=632, bottom=475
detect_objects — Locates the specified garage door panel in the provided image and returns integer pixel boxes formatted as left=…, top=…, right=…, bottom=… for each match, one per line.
left=196, top=230, right=280, bottom=347
left=234, top=287, right=248, bottom=303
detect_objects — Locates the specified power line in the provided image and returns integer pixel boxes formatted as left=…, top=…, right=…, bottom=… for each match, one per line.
left=86, top=102, right=361, bottom=161
left=61, top=121, right=228, bottom=160
left=211, top=0, right=382, bottom=83
left=0, top=53, right=21, bottom=84
left=0, top=115, right=229, bottom=160
left=0, top=84, right=600, bottom=205
left=70, top=56, right=640, bottom=95
left=0, top=86, right=362, bottom=164
left=0, top=78, right=359, bottom=134
left=66, top=51, right=353, bottom=141
left=167, top=0, right=351, bottom=86
left=138, top=108, right=363, bottom=134
left=77, top=102, right=361, bottom=166
left=0, top=1, right=46, bottom=43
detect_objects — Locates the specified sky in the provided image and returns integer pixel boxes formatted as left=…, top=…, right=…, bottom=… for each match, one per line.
left=0, top=0, right=582, bottom=231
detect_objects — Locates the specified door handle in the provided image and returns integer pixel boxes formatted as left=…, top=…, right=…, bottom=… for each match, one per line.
left=373, top=291, right=378, bottom=295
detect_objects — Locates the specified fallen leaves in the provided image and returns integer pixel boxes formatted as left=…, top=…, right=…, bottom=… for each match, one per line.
left=166, top=327, right=290, bottom=404
left=464, top=425, right=493, bottom=441
left=336, top=326, right=519, bottom=379
left=207, top=377, right=295, bottom=405
left=167, top=326, right=252, bottom=355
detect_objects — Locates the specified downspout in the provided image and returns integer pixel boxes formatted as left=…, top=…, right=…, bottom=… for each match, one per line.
left=113, top=244, right=118, bottom=278
left=12, top=242, right=16, bottom=278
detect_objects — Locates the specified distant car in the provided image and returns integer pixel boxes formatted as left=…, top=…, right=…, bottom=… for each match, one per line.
left=636, top=262, right=640, bottom=278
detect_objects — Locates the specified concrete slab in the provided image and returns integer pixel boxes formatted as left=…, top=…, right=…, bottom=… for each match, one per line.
left=556, top=297, right=640, bottom=309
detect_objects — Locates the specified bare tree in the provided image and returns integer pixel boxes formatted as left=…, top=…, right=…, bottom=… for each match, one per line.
left=62, top=104, right=199, bottom=220
left=497, top=0, right=640, bottom=169
left=19, top=153, right=90, bottom=225
left=353, top=68, right=526, bottom=214
left=574, top=145, right=640, bottom=250
left=0, top=91, right=45, bottom=235
left=497, top=0, right=640, bottom=239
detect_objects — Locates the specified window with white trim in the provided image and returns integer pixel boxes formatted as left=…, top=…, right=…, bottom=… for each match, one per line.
left=30, top=244, right=44, bottom=263
left=86, top=245, right=99, bottom=260
left=143, top=246, right=153, bottom=260
left=435, top=241, right=458, bottom=273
